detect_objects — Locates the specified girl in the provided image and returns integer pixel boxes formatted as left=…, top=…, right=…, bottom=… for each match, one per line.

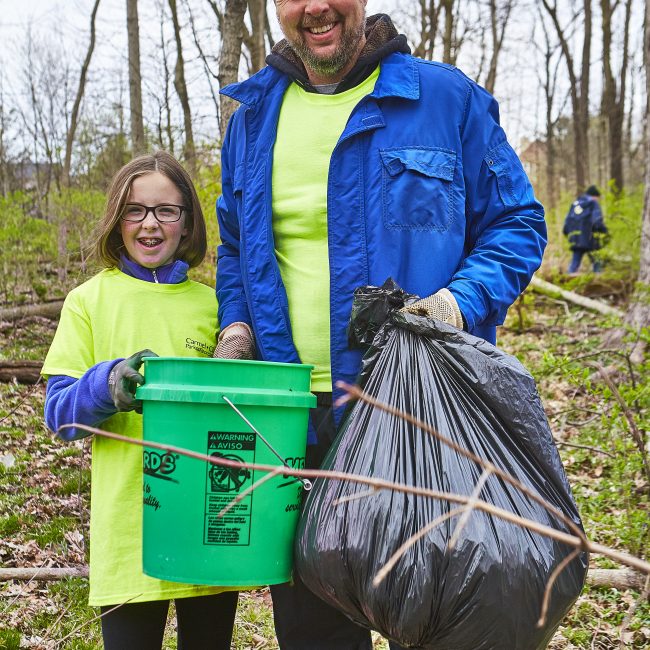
left=42, top=151, right=238, bottom=649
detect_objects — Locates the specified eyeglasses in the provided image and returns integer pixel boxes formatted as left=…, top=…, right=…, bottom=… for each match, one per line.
left=121, top=203, right=186, bottom=223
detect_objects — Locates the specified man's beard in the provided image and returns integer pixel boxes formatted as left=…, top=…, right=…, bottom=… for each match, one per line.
left=289, top=17, right=366, bottom=78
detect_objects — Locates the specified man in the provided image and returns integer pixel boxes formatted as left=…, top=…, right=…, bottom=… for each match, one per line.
left=563, top=184, right=608, bottom=273
left=215, top=1, right=546, bottom=648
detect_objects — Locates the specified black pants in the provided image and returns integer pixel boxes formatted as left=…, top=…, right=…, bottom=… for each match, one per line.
left=270, top=396, right=406, bottom=650
left=100, top=591, right=238, bottom=650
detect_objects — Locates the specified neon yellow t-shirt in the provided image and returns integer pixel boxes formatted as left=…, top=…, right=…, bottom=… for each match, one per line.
left=41, top=269, right=230, bottom=606
left=272, top=67, right=380, bottom=392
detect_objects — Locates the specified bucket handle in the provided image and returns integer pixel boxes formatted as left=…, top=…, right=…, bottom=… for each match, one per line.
left=221, top=396, right=312, bottom=492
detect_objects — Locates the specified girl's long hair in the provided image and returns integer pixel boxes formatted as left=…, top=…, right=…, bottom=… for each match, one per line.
left=92, top=151, right=207, bottom=268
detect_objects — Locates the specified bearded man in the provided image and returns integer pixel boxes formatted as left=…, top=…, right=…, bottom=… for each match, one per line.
left=214, top=2, right=547, bottom=648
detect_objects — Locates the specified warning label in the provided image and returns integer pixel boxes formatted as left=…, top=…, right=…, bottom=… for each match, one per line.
left=204, top=431, right=255, bottom=546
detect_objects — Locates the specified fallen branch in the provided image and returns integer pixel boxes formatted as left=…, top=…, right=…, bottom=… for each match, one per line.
left=2, top=563, right=642, bottom=595
left=57, top=421, right=650, bottom=577
left=0, top=566, right=88, bottom=581
left=588, top=568, right=648, bottom=592
left=528, top=276, right=624, bottom=318
left=0, top=300, right=64, bottom=322
left=0, top=361, right=42, bottom=384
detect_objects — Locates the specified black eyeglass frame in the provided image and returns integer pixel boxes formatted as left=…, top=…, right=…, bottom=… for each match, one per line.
left=121, top=203, right=187, bottom=223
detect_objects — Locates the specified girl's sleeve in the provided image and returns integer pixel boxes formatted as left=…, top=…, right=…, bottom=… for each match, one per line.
left=44, top=360, right=120, bottom=441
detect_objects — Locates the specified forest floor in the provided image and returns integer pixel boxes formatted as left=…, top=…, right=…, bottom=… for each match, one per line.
left=0, top=277, right=648, bottom=649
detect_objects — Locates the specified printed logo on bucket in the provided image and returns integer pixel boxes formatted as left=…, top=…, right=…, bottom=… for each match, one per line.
left=143, top=450, right=179, bottom=482
left=209, top=453, right=251, bottom=492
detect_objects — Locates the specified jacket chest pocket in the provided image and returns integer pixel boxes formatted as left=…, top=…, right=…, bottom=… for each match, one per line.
left=380, top=147, right=456, bottom=231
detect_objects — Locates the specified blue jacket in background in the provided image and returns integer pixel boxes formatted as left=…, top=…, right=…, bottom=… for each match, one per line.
left=563, top=194, right=607, bottom=252
left=216, top=52, right=547, bottom=422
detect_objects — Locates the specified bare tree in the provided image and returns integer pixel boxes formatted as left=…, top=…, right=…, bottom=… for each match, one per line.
left=0, top=73, right=11, bottom=197
left=600, top=0, right=633, bottom=192
left=127, top=0, right=146, bottom=154
left=541, top=0, right=592, bottom=192
left=168, top=0, right=195, bottom=174
left=185, top=0, right=221, bottom=135
left=623, top=0, right=650, bottom=362
left=441, top=0, right=457, bottom=63
left=247, top=0, right=267, bottom=73
left=484, top=0, right=515, bottom=95
left=413, top=0, right=443, bottom=60
left=533, top=7, right=567, bottom=210
left=154, top=0, right=175, bottom=154
left=217, top=0, right=248, bottom=139
left=63, top=0, right=101, bottom=187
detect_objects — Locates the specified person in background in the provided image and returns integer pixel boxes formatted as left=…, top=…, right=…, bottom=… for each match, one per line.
left=214, top=1, right=546, bottom=648
left=563, top=184, right=608, bottom=273
left=42, top=151, right=238, bottom=649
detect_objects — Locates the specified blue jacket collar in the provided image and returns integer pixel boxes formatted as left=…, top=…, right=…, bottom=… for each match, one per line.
left=119, top=254, right=189, bottom=284
left=220, top=52, right=420, bottom=107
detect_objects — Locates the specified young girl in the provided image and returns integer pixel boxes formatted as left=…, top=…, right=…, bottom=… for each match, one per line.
left=42, top=151, right=238, bottom=649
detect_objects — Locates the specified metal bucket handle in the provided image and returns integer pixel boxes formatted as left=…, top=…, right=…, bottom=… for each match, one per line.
left=221, top=395, right=312, bottom=491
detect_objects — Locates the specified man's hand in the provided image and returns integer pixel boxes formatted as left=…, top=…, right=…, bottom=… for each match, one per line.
left=400, top=288, right=464, bottom=329
left=213, top=322, right=255, bottom=360
left=108, top=349, right=159, bottom=412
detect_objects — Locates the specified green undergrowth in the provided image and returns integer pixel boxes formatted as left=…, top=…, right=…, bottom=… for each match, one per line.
left=0, top=268, right=648, bottom=647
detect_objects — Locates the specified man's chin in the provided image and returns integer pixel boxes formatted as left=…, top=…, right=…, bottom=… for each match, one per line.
left=298, top=46, right=347, bottom=76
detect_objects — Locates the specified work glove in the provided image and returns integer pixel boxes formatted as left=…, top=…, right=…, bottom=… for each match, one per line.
left=213, top=322, right=255, bottom=360
left=108, top=349, right=159, bottom=412
left=400, top=288, right=464, bottom=329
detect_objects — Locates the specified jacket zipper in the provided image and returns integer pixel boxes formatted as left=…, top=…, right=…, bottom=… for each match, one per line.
left=152, top=269, right=159, bottom=284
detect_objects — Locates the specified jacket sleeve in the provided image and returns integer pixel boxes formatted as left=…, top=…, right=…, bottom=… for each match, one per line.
left=44, top=360, right=120, bottom=441
left=447, top=82, right=547, bottom=330
left=216, top=112, right=253, bottom=331
left=591, top=202, right=607, bottom=232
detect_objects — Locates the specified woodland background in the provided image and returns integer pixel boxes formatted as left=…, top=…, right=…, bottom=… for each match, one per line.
left=0, top=0, right=649, bottom=648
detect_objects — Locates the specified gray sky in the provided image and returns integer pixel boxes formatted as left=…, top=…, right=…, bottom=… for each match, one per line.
left=1, top=1, right=645, bottom=154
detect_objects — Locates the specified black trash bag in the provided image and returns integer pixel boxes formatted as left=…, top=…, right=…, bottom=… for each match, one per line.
left=295, top=282, right=588, bottom=650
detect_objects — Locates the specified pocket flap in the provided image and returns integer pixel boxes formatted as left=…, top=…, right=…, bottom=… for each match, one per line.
left=380, top=148, right=456, bottom=180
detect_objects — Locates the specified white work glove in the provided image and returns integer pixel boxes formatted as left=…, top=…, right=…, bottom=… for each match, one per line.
left=213, top=322, right=255, bottom=359
left=400, top=288, right=464, bottom=329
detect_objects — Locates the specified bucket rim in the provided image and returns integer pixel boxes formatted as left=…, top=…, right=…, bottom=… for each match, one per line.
left=143, top=357, right=314, bottom=371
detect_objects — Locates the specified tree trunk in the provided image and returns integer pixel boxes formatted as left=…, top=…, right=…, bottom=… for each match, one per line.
left=528, top=276, right=624, bottom=318
left=442, top=0, right=455, bottom=64
left=623, top=0, right=650, bottom=363
left=541, top=0, right=591, bottom=193
left=63, top=0, right=101, bottom=186
left=248, top=0, right=267, bottom=73
left=600, top=0, right=632, bottom=192
left=577, top=0, right=592, bottom=190
left=484, top=0, right=514, bottom=95
left=218, top=0, right=248, bottom=140
left=127, top=0, right=146, bottom=154
left=0, top=361, right=43, bottom=384
left=168, top=0, right=195, bottom=175
left=0, top=300, right=63, bottom=321
left=0, top=567, right=88, bottom=581
left=0, top=566, right=644, bottom=591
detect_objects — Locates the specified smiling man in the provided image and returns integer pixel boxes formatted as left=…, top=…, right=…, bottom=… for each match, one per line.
left=215, top=1, right=547, bottom=648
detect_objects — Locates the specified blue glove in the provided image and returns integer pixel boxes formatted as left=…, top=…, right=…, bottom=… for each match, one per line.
left=108, top=349, right=158, bottom=412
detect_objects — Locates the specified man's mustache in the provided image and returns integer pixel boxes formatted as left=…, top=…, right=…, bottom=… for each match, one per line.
left=300, top=13, right=341, bottom=29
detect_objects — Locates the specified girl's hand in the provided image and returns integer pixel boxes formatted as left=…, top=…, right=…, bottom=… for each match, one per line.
left=108, top=349, right=159, bottom=412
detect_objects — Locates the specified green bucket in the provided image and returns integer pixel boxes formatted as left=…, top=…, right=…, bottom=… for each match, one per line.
left=136, top=357, right=315, bottom=586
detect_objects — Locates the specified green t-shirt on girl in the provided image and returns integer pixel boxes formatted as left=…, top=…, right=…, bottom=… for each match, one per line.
left=41, top=269, right=231, bottom=606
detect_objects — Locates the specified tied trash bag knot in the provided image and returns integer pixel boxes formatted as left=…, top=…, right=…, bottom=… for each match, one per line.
left=296, top=279, right=588, bottom=650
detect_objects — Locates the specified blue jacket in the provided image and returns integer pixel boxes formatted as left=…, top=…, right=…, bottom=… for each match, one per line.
left=563, top=194, right=607, bottom=251
left=217, top=52, right=546, bottom=422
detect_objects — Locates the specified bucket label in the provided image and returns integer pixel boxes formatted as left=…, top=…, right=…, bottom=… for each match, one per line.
left=204, top=431, right=256, bottom=546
